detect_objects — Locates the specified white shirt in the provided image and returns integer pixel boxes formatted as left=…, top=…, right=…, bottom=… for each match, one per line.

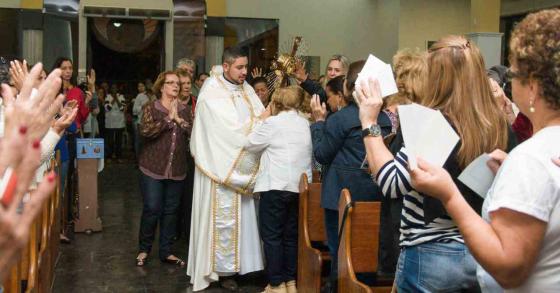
left=133, top=93, right=150, bottom=123
left=245, top=110, right=312, bottom=193
left=104, top=94, right=126, bottom=129
left=482, top=126, right=560, bottom=292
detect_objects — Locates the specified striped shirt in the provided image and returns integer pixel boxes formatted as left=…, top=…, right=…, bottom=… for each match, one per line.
left=376, top=148, right=463, bottom=247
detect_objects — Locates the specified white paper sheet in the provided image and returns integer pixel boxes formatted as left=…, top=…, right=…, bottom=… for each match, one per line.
left=355, top=54, right=398, bottom=98
left=458, top=154, right=495, bottom=198
left=397, top=103, right=460, bottom=169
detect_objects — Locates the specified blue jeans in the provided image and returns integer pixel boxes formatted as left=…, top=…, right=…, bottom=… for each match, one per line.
left=138, top=173, right=184, bottom=260
left=396, top=241, right=481, bottom=292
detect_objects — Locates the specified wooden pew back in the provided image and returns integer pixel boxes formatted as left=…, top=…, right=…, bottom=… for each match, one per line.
left=298, top=173, right=328, bottom=293
left=338, top=189, right=392, bottom=293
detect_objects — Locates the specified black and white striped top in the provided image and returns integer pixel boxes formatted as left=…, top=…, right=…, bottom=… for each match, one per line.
left=376, top=148, right=463, bottom=247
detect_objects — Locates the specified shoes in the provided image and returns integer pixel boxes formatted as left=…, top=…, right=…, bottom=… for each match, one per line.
left=136, top=252, right=148, bottom=267
left=220, top=278, right=239, bottom=291
left=261, top=283, right=287, bottom=293
left=161, top=255, right=186, bottom=267
left=286, top=280, right=297, bottom=293
left=59, top=234, right=71, bottom=244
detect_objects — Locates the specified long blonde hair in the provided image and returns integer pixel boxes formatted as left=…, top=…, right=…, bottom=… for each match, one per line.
left=424, top=35, right=508, bottom=168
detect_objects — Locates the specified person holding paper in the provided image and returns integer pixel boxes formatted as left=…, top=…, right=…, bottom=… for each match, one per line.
left=356, top=35, right=513, bottom=292
left=409, top=9, right=560, bottom=292
left=310, top=60, right=392, bottom=291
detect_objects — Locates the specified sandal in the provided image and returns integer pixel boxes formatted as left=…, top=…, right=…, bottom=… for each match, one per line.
left=162, top=255, right=186, bottom=267
left=136, top=252, right=149, bottom=267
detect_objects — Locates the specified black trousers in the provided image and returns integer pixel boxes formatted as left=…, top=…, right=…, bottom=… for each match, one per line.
left=259, top=190, right=299, bottom=286
left=105, top=128, right=124, bottom=159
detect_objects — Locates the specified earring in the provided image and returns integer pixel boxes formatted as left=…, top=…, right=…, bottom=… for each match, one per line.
left=529, top=98, right=536, bottom=113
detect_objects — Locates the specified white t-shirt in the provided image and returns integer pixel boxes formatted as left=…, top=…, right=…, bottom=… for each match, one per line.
left=481, top=126, right=560, bottom=292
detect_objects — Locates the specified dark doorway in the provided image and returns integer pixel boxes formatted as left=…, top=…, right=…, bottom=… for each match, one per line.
left=88, top=18, right=164, bottom=97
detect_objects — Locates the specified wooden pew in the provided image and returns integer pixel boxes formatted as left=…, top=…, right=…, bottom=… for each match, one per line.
left=297, top=173, right=329, bottom=293
left=338, top=189, right=393, bottom=293
left=3, top=156, right=62, bottom=293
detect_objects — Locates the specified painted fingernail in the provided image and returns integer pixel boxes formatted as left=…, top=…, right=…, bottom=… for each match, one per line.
left=47, top=172, right=56, bottom=182
left=19, top=126, right=27, bottom=134
left=32, top=139, right=41, bottom=149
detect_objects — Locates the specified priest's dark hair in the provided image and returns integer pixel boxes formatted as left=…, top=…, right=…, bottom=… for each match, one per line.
left=222, top=47, right=247, bottom=64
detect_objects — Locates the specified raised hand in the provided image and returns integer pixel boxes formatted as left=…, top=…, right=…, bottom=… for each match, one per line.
left=293, top=60, right=308, bottom=83
left=251, top=67, right=263, bottom=79
left=0, top=122, right=57, bottom=280
left=53, top=105, right=79, bottom=135
left=87, top=69, right=96, bottom=93
left=355, top=78, right=383, bottom=129
left=310, top=94, right=327, bottom=122
left=1, top=63, right=65, bottom=141
left=9, top=60, right=28, bottom=92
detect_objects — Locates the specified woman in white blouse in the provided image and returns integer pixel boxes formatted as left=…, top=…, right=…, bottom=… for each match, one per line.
left=245, top=85, right=312, bottom=293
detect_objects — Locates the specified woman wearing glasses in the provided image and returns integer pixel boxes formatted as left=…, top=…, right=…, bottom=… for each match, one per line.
left=309, top=67, right=392, bottom=291
left=407, top=9, right=560, bottom=292
left=357, top=35, right=516, bottom=292
left=136, top=71, right=192, bottom=267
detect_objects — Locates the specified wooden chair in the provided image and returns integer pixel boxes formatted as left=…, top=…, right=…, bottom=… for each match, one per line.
left=338, top=189, right=393, bottom=293
left=2, top=263, right=21, bottom=293
left=297, top=173, right=329, bottom=293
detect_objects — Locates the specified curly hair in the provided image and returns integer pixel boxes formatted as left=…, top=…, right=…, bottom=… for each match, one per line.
left=509, top=8, right=560, bottom=110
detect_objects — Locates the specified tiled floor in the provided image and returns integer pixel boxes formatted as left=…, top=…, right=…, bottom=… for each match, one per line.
left=53, top=160, right=266, bottom=293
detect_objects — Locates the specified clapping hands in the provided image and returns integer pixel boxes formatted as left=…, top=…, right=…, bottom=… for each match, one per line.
left=1, top=63, right=65, bottom=141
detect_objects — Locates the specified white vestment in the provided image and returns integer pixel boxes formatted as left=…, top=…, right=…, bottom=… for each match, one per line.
left=187, top=71, right=265, bottom=291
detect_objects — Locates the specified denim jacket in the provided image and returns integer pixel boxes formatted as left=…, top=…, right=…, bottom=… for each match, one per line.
left=311, top=103, right=392, bottom=210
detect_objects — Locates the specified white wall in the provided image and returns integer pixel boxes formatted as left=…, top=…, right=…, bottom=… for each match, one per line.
left=399, top=0, right=471, bottom=51
left=226, top=0, right=379, bottom=71
left=370, top=0, right=400, bottom=63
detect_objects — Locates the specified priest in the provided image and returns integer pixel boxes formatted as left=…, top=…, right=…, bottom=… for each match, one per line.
left=187, top=47, right=265, bottom=291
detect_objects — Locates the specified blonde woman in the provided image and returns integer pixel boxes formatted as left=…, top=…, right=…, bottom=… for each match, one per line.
left=245, top=86, right=313, bottom=293
left=295, top=54, right=349, bottom=104
left=356, top=35, right=515, bottom=292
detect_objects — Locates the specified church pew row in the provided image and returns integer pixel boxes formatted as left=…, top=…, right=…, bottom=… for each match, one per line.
left=338, top=189, right=394, bottom=293
left=297, top=173, right=330, bottom=293
left=2, top=155, right=62, bottom=293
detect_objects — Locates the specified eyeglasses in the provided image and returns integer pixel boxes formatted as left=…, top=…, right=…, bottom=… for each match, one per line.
left=164, top=81, right=180, bottom=86
left=505, top=68, right=523, bottom=82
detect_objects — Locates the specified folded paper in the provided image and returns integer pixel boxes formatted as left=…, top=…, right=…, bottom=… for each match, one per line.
left=398, top=103, right=460, bottom=169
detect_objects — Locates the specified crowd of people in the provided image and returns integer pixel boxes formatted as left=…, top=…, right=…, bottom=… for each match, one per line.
left=0, top=8, right=559, bottom=293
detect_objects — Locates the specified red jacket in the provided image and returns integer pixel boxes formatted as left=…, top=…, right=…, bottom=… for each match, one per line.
left=65, top=87, right=90, bottom=129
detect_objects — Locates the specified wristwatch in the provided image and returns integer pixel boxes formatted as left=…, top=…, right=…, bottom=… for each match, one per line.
left=361, top=124, right=382, bottom=138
